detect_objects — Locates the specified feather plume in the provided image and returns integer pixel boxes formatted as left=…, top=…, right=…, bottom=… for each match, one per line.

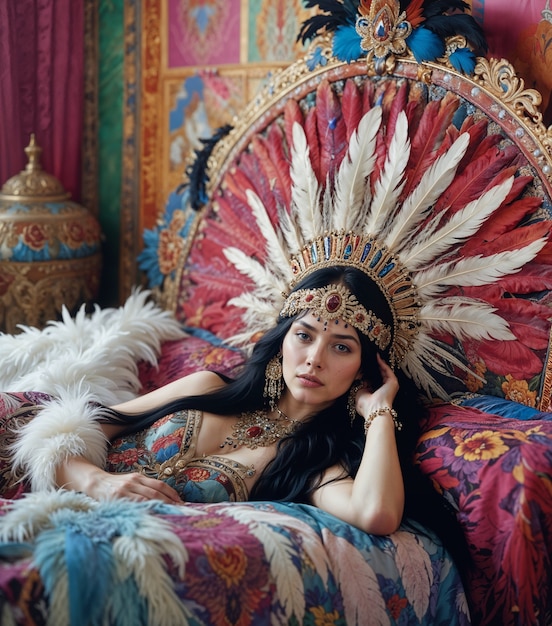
left=402, top=176, right=514, bottom=268
left=342, top=78, right=364, bottom=141
left=243, top=189, right=291, bottom=274
left=316, top=81, right=348, bottom=181
left=297, top=0, right=357, bottom=43
left=223, top=246, right=288, bottom=297
left=461, top=222, right=551, bottom=261
left=304, top=108, right=322, bottom=182
left=420, top=299, right=516, bottom=341
left=290, top=123, right=323, bottom=241
left=284, top=98, right=304, bottom=150
left=402, top=94, right=460, bottom=197
left=416, top=238, right=548, bottom=298
left=332, top=107, right=381, bottom=232
left=435, top=144, right=520, bottom=213
left=386, top=132, right=470, bottom=252
left=364, top=111, right=410, bottom=236
left=333, top=24, right=363, bottom=62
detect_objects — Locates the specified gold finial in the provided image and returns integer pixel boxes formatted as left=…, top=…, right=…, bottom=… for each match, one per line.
left=0, top=134, right=69, bottom=201
left=24, top=133, right=43, bottom=174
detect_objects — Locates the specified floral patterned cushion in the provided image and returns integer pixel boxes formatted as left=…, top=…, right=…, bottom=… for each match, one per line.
left=415, top=402, right=552, bottom=626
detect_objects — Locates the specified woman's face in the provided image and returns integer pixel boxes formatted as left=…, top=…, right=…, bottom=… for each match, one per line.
left=280, top=312, right=362, bottom=418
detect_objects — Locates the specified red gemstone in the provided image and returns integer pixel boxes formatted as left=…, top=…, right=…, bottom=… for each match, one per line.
left=305, top=294, right=314, bottom=302
left=246, top=426, right=263, bottom=438
left=326, top=294, right=341, bottom=312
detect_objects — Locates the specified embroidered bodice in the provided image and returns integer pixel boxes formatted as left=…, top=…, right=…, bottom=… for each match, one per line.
left=105, top=409, right=255, bottom=502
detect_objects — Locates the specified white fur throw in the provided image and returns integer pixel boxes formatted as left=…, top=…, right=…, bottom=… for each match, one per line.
left=1, top=288, right=186, bottom=491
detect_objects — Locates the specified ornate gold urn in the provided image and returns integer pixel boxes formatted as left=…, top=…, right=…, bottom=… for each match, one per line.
left=0, top=135, right=102, bottom=333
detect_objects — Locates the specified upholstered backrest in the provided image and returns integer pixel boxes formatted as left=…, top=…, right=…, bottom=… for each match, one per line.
left=141, top=39, right=552, bottom=410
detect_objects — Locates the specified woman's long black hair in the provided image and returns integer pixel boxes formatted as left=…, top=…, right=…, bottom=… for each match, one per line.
left=105, top=265, right=470, bottom=571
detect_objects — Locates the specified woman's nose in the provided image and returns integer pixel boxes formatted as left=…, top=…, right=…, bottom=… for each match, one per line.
left=306, top=342, right=324, bottom=368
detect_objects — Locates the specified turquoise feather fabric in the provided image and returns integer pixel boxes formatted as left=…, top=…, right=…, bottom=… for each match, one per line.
left=0, top=491, right=469, bottom=626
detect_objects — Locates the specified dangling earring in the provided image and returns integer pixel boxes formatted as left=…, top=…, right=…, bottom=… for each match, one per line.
left=348, top=380, right=364, bottom=424
left=264, top=353, right=284, bottom=411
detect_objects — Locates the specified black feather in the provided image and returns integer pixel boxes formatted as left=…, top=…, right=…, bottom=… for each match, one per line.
left=424, top=13, right=488, bottom=53
left=182, top=124, right=233, bottom=210
left=298, top=0, right=359, bottom=43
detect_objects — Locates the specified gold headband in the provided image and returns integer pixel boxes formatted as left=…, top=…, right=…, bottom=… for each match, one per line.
left=279, top=284, right=392, bottom=350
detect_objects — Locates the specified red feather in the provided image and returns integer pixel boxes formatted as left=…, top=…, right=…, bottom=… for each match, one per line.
left=434, top=144, right=520, bottom=213
left=238, top=151, right=279, bottom=222
left=405, top=0, right=425, bottom=26
left=251, top=134, right=291, bottom=213
left=402, top=92, right=459, bottom=197
left=315, top=80, right=348, bottom=181
left=265, top=123, right=292, bottom=209
left=472, top=336, right=545, bottom=377
left=341, top=78, right=363, bottom=141
left=460, top=221, right=550, bottom=256
left=304, top=107, right=322, bottom=182
left=386, top=81, right=409, bottom=145
left=206, top=195, right=262, bottom=257
left=283, top=98, right=304, bottom=153
left=465, top=196, right=543, bottom=246
left=361, top=79, right=376, bottom=115
left=224, top=166, right=255, bottom=205
left=493, top=263, right=552, bottom=294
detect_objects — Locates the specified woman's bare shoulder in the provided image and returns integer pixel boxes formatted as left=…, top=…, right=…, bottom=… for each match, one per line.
left=110, top=370, right=228, bottom=414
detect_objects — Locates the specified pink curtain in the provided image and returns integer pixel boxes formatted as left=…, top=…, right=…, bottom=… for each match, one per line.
left=0, top=0, right=84, bottom=201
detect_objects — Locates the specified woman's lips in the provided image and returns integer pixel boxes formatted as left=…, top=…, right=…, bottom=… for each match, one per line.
left=298, top=374, right=323, bottom=387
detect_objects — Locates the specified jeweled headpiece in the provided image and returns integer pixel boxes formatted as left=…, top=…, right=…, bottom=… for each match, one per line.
left=222, top=106, right=548, bottom=398
left=280, top=283, right=392, bottom=351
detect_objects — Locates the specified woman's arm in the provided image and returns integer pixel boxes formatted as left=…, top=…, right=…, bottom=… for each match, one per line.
left=310, top=355, right=404, bottom=534
left=55, top=370, right=228, bottom=502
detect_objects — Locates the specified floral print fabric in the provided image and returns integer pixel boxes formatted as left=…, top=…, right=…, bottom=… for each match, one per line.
left=415, top=402, right=552, bottom=626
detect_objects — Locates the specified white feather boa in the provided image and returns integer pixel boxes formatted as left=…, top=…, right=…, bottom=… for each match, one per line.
left=1, top=288, right=186, bottom=491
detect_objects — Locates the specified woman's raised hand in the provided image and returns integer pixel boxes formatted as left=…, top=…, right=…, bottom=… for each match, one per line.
left=355, top=354, right=399, bottom=419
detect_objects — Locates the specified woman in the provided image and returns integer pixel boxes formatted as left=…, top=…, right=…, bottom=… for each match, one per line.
left=51, top=265, right=423, bottom=537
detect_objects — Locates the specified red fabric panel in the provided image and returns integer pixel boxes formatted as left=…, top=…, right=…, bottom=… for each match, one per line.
left=0, top=0, right=84, bottom=201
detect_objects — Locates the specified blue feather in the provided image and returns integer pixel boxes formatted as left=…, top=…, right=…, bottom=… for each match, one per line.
left=107, top=576, right=148, bottom=626
left=33, top=529, right=70, bottom=623
left=448, top=47, right=477, bottom=74
left=406, top=27, right=446, bottom=63
left=65, top=526, right=114, bottom=626
left=332, top=24, right=363, bottom=63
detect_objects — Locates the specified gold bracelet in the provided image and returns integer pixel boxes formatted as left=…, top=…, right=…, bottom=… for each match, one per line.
left=363, top=406, right=403, bottom=434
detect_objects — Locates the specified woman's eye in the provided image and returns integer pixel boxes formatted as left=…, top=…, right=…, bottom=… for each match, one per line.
left=296, top=331, right=310, bottom=341
left=335, top=343, right=351, bottom=353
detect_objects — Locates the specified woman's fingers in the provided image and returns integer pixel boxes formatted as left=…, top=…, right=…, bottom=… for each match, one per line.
left=96, top=472, right=182, bottom=504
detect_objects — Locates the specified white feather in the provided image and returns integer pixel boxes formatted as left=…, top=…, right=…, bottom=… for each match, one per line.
left=364, top=111, right=410, bottom=236
left=401, top=333, right=476, bottom=399
left=332, top=107, right=382, bottom=232
left=222, top=247, right=288, bottom=297
left=244, top=189, right=291, bottom=275
left=278, top=205, right=304, bottom=259
left=10, top=387, right=110, bottom=491
left=415, top=237, right=547, bottom=298
left=385, top=133, right=470, bottom=253
left=290, top=122, right=323, bottom=241
left=402, top=177, right=514, bottom=268
left=420, top=299, right=516, bottom=340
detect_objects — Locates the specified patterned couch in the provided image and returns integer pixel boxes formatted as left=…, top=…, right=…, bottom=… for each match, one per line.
left=0, top=9, right=551, bottom=626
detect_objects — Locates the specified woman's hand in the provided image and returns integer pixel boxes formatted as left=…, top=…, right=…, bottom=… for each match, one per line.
left=56, top=458, right=182, bottom=504
left=355, top=354, right=399, bottom=419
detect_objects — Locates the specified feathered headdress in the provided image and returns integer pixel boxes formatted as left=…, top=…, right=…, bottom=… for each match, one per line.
left=221, top=103, right=549, bottom=399
left=298, top=0, right=488, bottom=74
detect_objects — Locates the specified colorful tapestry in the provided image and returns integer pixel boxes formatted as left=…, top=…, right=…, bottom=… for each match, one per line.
left=416, top=402, right=552, bottom=625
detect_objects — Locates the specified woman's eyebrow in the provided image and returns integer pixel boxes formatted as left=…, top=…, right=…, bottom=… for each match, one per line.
left=296, top=319, right=360, bottom=345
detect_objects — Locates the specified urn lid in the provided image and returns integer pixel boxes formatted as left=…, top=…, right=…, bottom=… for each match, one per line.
left=0, top=134, right=70, bottom=202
